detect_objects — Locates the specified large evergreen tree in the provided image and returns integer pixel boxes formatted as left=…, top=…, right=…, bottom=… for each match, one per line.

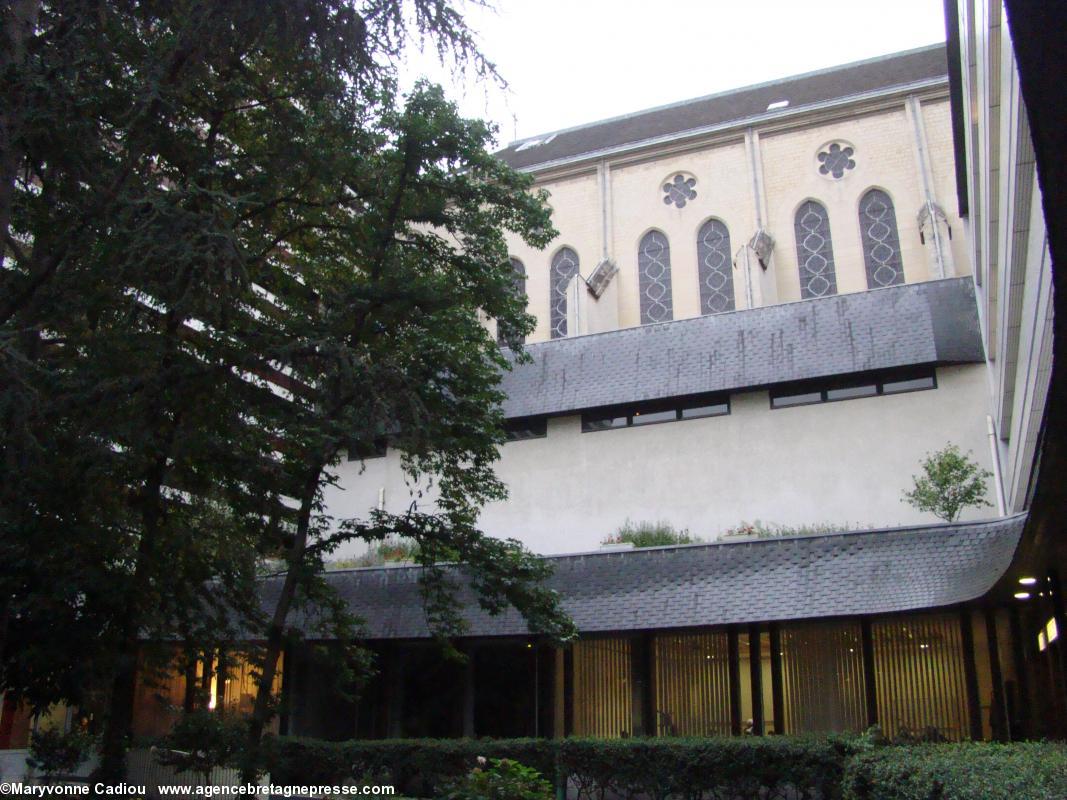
left=1, top=0, right=574, bottom=781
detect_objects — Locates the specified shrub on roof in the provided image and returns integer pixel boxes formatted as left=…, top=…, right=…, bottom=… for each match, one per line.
left=603, top=520, right=699, bottom=548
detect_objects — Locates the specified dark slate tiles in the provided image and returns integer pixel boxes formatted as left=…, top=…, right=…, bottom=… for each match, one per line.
left=265, top=515, right=1024, bottom=640
left=500, top=278, right=983, bottom=419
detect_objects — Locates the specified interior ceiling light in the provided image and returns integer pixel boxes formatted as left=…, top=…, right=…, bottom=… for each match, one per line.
left=1019, top=577, right=1038, bottom=585
left=1014, top=592, right=1031, bottom=600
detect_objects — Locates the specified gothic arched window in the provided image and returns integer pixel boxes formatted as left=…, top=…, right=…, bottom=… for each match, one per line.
left=794, top=200, right=838, bottom=299
left=638, top=230, right=674, bottom=324
left=858, top=189, right=904, bottom=288
left=696, top=219, right=735, bottom=314
left=550, top=247, right=579, bottom=339
left=498, top=257, right=527, bottom=345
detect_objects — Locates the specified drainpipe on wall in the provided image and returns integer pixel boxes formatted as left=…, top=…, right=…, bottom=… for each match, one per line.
left=907, top=94, right=953, bottom=279
left=987, top=414, right=1007, bottom=515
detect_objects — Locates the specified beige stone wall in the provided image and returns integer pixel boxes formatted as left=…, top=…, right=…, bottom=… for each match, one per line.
left=507, top=171, right=600, bottom=342
left=505, top=94, right=965, bottom=344
left=608, top=140, right=755, bottom=328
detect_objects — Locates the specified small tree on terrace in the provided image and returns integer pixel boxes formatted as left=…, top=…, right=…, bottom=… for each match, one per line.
left=902, top=444, right=994, bottom=522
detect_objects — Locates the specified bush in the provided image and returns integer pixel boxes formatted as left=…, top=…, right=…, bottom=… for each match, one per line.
left=843, top=741, right=1067, bottom=800
left=27, top=727, right=95, bottom=779
left=441, top=757, right=553, bottom=800
left=262, top=735, right=1067, bottom=800
left=265, top=737, right=556, bottom=798
left=603, top=520, right=698, bottom=548
left=558, top=737, right=846, bottom=800
left=719, top=520, right=861, bottom=539
left=155, top=709, right=247, bottom=779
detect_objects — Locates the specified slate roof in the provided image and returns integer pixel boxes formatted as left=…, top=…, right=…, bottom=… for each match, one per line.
left=264, top=515, right=1024, bottom=639
left=496, top=45, right=948, bottom=171
left=499, top=277, right=983, bottom=419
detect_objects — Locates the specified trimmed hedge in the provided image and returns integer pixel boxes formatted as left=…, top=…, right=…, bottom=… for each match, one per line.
left=263, top=736, right=1067, bottom=800
left=843, top=741, right=1067, bottom=800
left=265, top=735, right=847, bottom=799
left=266, top=737, right=556, bottom=798
left=558, top=737, right=846, bottom=800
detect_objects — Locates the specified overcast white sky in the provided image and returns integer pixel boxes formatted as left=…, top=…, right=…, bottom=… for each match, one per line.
left=399, top=0, right=948, bottom=147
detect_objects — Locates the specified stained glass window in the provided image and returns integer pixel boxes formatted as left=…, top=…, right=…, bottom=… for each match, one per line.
left=497, top=257, right=528, bottom=344
left=662, top=174, right=697, bottom=208
left=638, top=230, right=674, bottom=323
left=794, top=201, right=838, bottom=299
left=550, top=247, right=579, bottom=339
left=697, top=219, right=735, bottom=314
left=817, top=142, right=856, bottom=179
left=859, top=189, right=904, bottom=288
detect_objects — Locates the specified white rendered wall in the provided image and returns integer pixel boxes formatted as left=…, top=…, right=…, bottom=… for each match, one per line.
left=323, top=364, right=994, bottom=556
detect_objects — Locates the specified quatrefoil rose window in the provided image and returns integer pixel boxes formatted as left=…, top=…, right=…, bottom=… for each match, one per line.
left=662, top=174, right=697, bottom=208
left=817, top=142, right=856, bottom=179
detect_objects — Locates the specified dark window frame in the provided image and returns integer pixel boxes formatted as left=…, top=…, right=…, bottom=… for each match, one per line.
left=347, top=437, right=388, bottom=461
left=503, top=416, right=548, bottom=441
left=769, top=367, right=937, bottom=410
left=581, top=393, right=731, bottom=433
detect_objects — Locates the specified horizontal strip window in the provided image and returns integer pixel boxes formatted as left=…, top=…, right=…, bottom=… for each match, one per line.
left=504, top=416, right=548, bottom=441
left=770, top=367, right=937, bottom=410
left=347, top=437, right=387, bottom=461
left=582, top=394, right=730, bottom=432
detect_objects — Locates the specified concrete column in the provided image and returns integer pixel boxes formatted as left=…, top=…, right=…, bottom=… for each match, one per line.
left=727, top=626, right=741, bottom=736
left=385, top=647, right=406, bottom=738
left=960, top=608, right=984, bottom=740
left=984, top=608, right=1007, bottom=740
left=769, top=623, right=784, bottom=734
left=748, top=623, right=764, bottom=735
left=861, top=618, right=878, bottom=729
left=462, top=645, right=476, bottom=737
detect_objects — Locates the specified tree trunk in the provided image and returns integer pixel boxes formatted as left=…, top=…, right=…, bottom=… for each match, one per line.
left=93, top=398, right=178, bottom=782
left=241, top=460, right=324, bottom=782
left=95, top=643, right=139, bottom=783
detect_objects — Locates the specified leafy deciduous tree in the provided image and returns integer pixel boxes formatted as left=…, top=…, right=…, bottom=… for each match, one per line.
left=902, top=443, right=993, bottom=522
left=0, top=0, right=575, bottom=782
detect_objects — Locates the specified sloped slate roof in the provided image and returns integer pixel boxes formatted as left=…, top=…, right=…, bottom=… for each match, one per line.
left=499, top=277, right=983, bottom=419
left=266, top=514, right=1024, bottom=639
left=496, top=45, right=948, bottom=171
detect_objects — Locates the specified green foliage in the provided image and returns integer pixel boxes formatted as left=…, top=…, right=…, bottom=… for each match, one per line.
left=843, top=742, right=1067, bottom=800
left=603, top=520, right=699, bottom=548
left=902, top=444, right=993, bottom=522
left=441, top=757, right=553, bottom=800
left=155, top=710, right=247, bottom=778
left=264, top=737, right=557, bottom=799
left=327, top=539, right=422, bottom=569
left=261, top=735, right=1067, bottom=800
left=719, top=520, right=860, bottom=539
left=1, top=0, right=575, bottom=778
left=27, top=727, right=95, bottom=778
left=557, top=737, right=846, bottom=800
